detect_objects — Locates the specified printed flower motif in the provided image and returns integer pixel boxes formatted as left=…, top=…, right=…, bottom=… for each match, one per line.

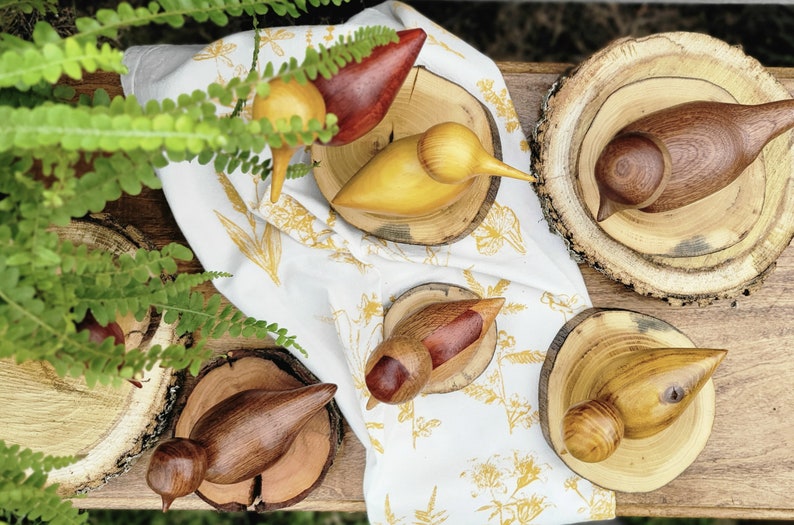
left=464, top=329, right=540, bottom=433
left=514, top=454, right=543, bottom=490
left=477, top=78, right=521, bottom=134
left=214, top=172, right=281, bottom=284
left=377, top=487, right=448, bottom=525
left=322, top=25, right=335, bottom=44
left=258, top=28, right=295, bottom=56
left=366, top=421, right=385, bottom=454
left=458, top=273, right=537, bottom=432
left=472, top=202, right=526, bottom=255
left=194, top=39, right=237, bottom=68
left=463, top=270, right=526, bottom=315
left=564, top=476, right=616, bottom=520
left=460, top=452, right=551, bottom=524
left=425, top=33, right=465, bottom=59
left=397, top=401, right=442, bottom=448
left=327, top=293, right=383, bottom=394
left=540, top=291, right=585, bottom=322
left=215, top=211, right=282, bottom=285
left=358, top=292, right=384, bottom=326
left=414, top=486, right=449, bottom=525
left=260, top=195, right=363, bottom=269
left=465, top=458, right=504, bottom=494
left=364, top=234, right=451, bottom=266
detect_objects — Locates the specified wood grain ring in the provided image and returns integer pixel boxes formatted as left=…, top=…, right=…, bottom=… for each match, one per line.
left=538, top=308, right=716, bottom=492
left=0, top=214, right=181, bottom=495
left=532, top=32, right=794, bottom=304
left=172, top=348, right=343, bottom=512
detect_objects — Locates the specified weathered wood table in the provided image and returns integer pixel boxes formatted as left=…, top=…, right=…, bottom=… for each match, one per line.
left=76, top=63, right=794, bottom=519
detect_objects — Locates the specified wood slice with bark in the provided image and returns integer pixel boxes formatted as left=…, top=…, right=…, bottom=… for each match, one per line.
left=531, top=32, right=794, bottom=305
left=312, top=67, right=501, bottom=246
left=171, top=348, right=344, bottom=512
left=538, top=308, right=718, bottom=492
left=0, top=214, right=181, bottom=495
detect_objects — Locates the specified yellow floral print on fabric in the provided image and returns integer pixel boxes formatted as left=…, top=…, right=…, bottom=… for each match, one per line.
left=377, top=486, right=448, bottom=525
left=259, top=195, right=369, bottom=271
left=391, top=2, right=463, bottom=60
left=477, top=78, right=521, bottom=134
left=397, top=400, right=442, bottom=448
left=326, top=293, right=383, bottom=396
left=193, top=38, right=250, bottom=118
left=323, top=26, right=335, bottom=44
left=215, top=212, right=282, bottom=285
left=564, top=477, right=616, bottom=521
left=424, top=33, right=465, bottom=59
left=464, top=329, right=541, bottom=433
left=414, top=486, right=449, bottom=525
left=463, top=270, right=527, bottom=315
left=214, top=172, right=282, bottom=285
left=193, top=39, right=237, bottom=68
left=460, top=271, right=537, bottom=433
left=364, top=235, right=451, bottom=266
left=258, top=28, right=295, bottom=56
left=366, top=421, right=385, bottom=454
left=382, top=495, right=399, bottom=525
left=461, top=451, right=551, bottom=524
left=540, top=291, right=584, bottom=322
left=476, top=77, right=530, bottom=152
left=472, top=202, right=526, bottom=255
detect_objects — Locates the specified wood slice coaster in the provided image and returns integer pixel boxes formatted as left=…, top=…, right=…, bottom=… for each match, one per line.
left=538, top=308, right=717, bottom=492
left=383, top=283, right=497, bottom=394
left=532, top=32, right=794, bottom=304
left=312, top=67, right=501, bottom=246
left=172, top=348, right=344, bottom=512
left=0, top=214, right=181, bottom=495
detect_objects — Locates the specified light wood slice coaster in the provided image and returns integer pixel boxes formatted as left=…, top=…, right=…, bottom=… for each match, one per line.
left=532, top=32, right=794, bottom=304
left=312, top=67, right=501, bottom=245
left=539, top=308, right=724, bottom=492
left=172, top=348, right=343, bottom=512
left=383, top=283, right=498, bottom=394
left=0, top=214, right=181, bottom=495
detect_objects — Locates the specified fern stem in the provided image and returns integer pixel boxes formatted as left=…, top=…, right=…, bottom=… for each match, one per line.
left=72, top=0, right=318, bottom=44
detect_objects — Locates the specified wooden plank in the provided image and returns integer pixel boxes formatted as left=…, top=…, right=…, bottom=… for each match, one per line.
left=76, top=63, right=794, bottom=519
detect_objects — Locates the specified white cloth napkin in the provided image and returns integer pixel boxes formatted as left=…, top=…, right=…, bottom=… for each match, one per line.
left=121, top=2, right=615, bottom=522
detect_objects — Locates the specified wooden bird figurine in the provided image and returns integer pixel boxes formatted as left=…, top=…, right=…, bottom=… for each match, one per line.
left=146, top=383, right=337, bottom=511
left=314, top=28, right=427, bottom=146
left=364, top=296, right=504, bottom=408
left=253, top=28, right=425, bottom=203
left=594, top=99, right=794, bottom=221
left=561, top=347, right=726, bottom=463
left=332, top=122, right=535, bottom=217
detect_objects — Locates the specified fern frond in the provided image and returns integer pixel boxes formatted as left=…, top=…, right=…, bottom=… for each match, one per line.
left=0, top=0, right=354, bottom=89
left=72, top=0, right=338, bottom=44
left=0, top=35, right=125, bottom=89
left=1, top=233, right=305, bottom=385
left=0, top=0, right=58, bottom=16
left=289, top=24, right=398, bottom=81
left=0, top=441, right=86, bottom=525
